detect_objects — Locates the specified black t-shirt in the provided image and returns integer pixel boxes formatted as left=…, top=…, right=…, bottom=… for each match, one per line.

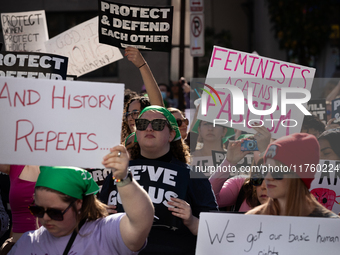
left=99, top=152, right=218, bottom=255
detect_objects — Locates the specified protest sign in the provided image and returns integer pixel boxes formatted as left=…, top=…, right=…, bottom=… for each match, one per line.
left=309, top=160, right=340, bottom=214
left=104, top=159, right=189, bottom=230
left=0, top=51, right=68, bottom=80
left=1, top=10, right=48, bottom=52
left=0, top=77, right=124, bottom=168
left=331, top=98, right=340, bottom=119
left=307, top=99, right=327, bottom=125
left=196, top=212, right=340, bottom=255
left=99, top=0, right=173, bottom=52
left=45, top=16, right=123, bottom=77
left=196, top=46, right=316, bottom=139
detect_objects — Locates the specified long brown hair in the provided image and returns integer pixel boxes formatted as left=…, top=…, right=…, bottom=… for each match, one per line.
left=130, top=109, right=190, bottom=163
left=253, top=161, right=330, bottom=216
left=121, top=96, right=151, bottom=142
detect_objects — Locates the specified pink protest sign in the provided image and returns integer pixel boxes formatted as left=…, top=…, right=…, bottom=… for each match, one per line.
left=197, top=46, right=316, bottom=139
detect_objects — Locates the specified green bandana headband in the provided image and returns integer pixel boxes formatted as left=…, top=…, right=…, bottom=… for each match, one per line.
left=36, top=166, right=99, bottom=200
left=125, top=132, right=135, bottom=146
left=192, top=120, right=235, bottom=143
left=134, top=106, right=181, bottom=142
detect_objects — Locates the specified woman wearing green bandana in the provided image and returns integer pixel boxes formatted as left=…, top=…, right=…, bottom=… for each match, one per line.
left=8, top=145, right=154, bottom=255
left=127, top=106, right=218, bottom=255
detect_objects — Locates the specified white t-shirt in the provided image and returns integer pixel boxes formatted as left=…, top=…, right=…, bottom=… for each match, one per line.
left=9, top=213, right=141, bottom=255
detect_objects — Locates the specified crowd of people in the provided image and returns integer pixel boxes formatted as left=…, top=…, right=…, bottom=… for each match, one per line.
left=0, top=48, right=339, bottom=255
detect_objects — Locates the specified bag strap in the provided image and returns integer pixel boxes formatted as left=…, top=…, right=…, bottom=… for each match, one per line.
left=233, top=186, right=246, bottom=212
left=63, top=219, right=86, bottom=255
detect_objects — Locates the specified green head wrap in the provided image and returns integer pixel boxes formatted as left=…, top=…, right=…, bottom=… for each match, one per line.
left=36, top=166, right=99, bottom=200
left=134, top=105, right=181, bottom=142
left=125, top=132, right=135, bottom=146
left=192, top=120, right=235, bottom=143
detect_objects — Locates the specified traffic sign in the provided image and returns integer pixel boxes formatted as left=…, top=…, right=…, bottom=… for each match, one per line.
left=190, top=0, right=204, bottom=12
left=190, top=13, right=204, bottom=57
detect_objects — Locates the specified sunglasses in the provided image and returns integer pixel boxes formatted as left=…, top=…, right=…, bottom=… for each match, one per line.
left=176, top=118, right=189, bottom=127
left=135, top=119, right=170, bottom=131
left=250, top=169, right=290, bottom=186
left=28, top=201, right=75, bottom=221
left=125, top=110, right=140, bottom=120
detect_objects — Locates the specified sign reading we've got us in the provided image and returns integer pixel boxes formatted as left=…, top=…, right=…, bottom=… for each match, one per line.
left=99, top=0, right=173, bottom=52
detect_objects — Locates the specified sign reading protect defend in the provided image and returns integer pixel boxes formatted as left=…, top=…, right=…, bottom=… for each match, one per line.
left=99, top=0, right=173, bottom=52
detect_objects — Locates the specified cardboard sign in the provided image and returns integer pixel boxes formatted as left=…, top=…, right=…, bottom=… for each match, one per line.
left=1, top=10, right=49, bottom=52
left=307, top=99, right=327, bottom=125
left=45, top=16, right=123, bottom=77
left=309, top=160, right=340, bottom=214
left=196, top=212, right=340, bottom=255
left=331, top=98, right=340, bottom=119
left=0, top=51, right=68, bottom=80
left=99, top=0, right=173, bottom=52
left=106, top=159, right=190, bottom=230
left=0, top=77, right=124, bottom=168
left=197, top=46, right=316, bottom=139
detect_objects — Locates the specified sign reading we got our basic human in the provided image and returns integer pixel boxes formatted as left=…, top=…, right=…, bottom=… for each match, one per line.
left=0, top=77, right=124, bottom=168
left=196, top=213, right=340, bottom=255
left=197, top=46, right=316, bottom=139
left=99, top=0, right=173, bottom=52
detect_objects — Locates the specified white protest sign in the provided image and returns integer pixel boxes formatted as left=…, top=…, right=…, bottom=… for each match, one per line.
left=1, top=10, right=48, bottom=52
left=197, top=46, right=316, bottom=139
left=310, top=160, right=340, bottom=214
left=196, top=212, right=340, bottom=255
left=45, top=16, right=123, bottom=77
left=0, top=77, right=124, bottom=168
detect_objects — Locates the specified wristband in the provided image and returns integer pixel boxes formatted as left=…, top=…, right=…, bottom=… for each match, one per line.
left=138, top=62, right=146, bottom=69
left=113, top=171, right=132, bottom=187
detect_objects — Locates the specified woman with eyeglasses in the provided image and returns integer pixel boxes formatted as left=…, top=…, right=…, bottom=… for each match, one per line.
left=246, top=133, right=339, bottom=217
left=127, top=106, right=217, bottom=255
left=121, top=47, right=164, bottom=143
left=8, top=145, right=154, bottom=254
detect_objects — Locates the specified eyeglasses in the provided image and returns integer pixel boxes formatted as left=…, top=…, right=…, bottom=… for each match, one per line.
left=28, top=201, right=75, bottom=221
left=176, top=118, right=189, bottom=127
left=125, top=110, right=140, bottom=120
left=135, top=119, right=170, bottom=131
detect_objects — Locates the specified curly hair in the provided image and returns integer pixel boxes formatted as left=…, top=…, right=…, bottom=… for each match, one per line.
left=121, top=96, right=151, bottom=142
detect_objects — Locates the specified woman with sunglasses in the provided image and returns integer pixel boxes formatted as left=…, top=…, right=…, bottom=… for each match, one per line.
left=121, top=47, right=164, bottom=143
left=246, top=133, right=339, bottom=217
left=8, top=145, right=154, bottom=254
left=128, top=106, right=217, bottom=255
left=168, top=107, right=189, bottom=140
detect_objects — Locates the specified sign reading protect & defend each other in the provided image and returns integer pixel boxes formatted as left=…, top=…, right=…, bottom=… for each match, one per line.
left=99, top=0, right=173, bottom=52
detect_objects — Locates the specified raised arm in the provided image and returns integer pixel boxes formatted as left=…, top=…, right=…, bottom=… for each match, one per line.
left=124, top=47, right=164, bottom=106
left=102, top=145, right=154, bottom=252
